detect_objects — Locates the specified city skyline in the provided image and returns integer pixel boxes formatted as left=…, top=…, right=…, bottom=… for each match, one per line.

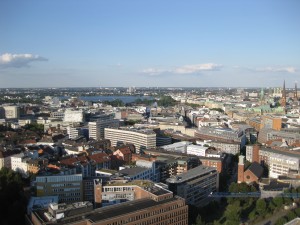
left=1, top=0, right=300, bottom=88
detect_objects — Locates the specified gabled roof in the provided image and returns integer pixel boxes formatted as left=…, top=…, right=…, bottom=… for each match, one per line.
left=246, top=162, right=264, bottom=178
left=115, top=147, right=132, bottom=155
left=89, top=152, right=110, bottom=163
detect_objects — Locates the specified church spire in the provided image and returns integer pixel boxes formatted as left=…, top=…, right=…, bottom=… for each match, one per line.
left=281, top=80, right=286, bottom=107
left=294, top=81, right=298, bottom=101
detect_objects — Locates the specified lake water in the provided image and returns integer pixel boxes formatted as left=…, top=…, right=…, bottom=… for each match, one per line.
left=61, top=95, right=154, bottom=103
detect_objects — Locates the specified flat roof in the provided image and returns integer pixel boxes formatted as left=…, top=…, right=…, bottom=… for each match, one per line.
left=87, top=197, right=178, bottom=223
left=119, top=167, right=149, bottom=176
left=166, top=165, right=216, bottom=183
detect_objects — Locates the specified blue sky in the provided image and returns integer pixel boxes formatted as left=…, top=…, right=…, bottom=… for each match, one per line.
left=0, top=0, right=299, bottom=88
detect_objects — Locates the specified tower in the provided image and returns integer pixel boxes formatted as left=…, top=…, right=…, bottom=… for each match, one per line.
left=260, top=88, right=265, bottom=104
left=281, top=80, right=286, bottom=107
left=237, top=155, right=245, bottom=183
left=252, top=144, right=260, bottom=163
left=294, top=81, right=298, bottom=102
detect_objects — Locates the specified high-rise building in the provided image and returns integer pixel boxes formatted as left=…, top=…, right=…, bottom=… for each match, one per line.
left=104, top=127, right=156, bottom=153
left=88, top=114, right=119, bottom=140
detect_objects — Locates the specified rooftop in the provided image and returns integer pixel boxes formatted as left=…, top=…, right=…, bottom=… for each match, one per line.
left=166, top=165, right=216, bottom=183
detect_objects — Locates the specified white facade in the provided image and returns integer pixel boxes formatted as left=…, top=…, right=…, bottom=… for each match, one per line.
left=3, top=106, right=20, bottom=119
left=11, top=153, right=29, bottom=176
left=89, top=114, right=119, bottom=140
left=187, top=145, right=207, bottom=157
left=67, top=126, right=80, bottom=140
left=162, top=141, right=191, bottom=154
left=63, top=109, right=84, bottom=123
left=104, top=128, right=156, bottom=153
left=269, top=155, right=300, bottom=178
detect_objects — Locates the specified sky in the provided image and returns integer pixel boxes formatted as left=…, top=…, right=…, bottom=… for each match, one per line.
left=0, top=0, right=300, bottom=88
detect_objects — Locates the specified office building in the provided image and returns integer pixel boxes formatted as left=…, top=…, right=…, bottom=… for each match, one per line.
left=105, top=127, right=156, bottom=153
left=36, top=174, right=83, bottom=203
left=89, top=114, right=119, bottom=140
left=166, top=165, right=219, bottom=207
left=31, top=196, right=188, bottom=225
left=63, top=109, right=85, bottom=123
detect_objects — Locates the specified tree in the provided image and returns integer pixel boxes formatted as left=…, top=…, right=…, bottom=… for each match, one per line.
left=295, top=207, right=300, bottom=216
left=272, top=197, right=284, bottom=208
left=286, top=211, right=297, bottom=221
left=275, top=217, right=287, bottom=225
left=0, top=168, right=27, bottom=225
left=256, top=199, right=267, bottom=216
left=194, top=215, right=205, bottom=225
left=225, top=201, right=241, bottom=225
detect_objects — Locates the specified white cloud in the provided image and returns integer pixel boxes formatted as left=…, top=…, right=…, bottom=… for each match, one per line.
left=141, top=68, right=169, bottom=76
left=255, top=66, right=297, bottom=74
left=0, top=53, right=47, bottom=68
left=174, top=63, right=222, bottom=74
left=142, top=63, right=222, bottom=76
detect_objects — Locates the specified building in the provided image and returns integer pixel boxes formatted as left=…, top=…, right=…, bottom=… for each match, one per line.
left=245, top=145, right=260, bottom=163
left=31, top=196, right=188, bottom=225
left=105, top=127, right=156, bottom=153
left=258, top=129, right=300, bottom=145
left=27, top=158, right=49, bottom=174
left=186, top=144, right=207, bottom=157
left=66, top=125, right=81, bottom=140
left=237, top=156, right=263, bottom=184
left=99, top=180, right=173, bottom=207
left=3, top=105, right=20, bottom=119
left=210, top=140, right=241, bottom=155
left=119, top=167, right=153, bottom=181
left=195, top=127, right=246, bottom=150
left=200, top=157, right=223, bottom=173
left=35, top=174, right=83, bottom=203
left=0, top=149, right=21, bottom=169
left=246, top=146, right=300, bottom=179
left=161, top=141, right=191, bottom=154
left=63, top=109, right=85, bottom=123
left=89, top=114, right=119, bottom=140
left=166, top=165, right=219, bottom=207
left=11, top=152, right=30, bottom=177
left=262, top=115, right=282, bottom=131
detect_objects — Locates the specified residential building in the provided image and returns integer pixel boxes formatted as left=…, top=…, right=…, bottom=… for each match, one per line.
left=11, top=152, right=30, bottom=176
